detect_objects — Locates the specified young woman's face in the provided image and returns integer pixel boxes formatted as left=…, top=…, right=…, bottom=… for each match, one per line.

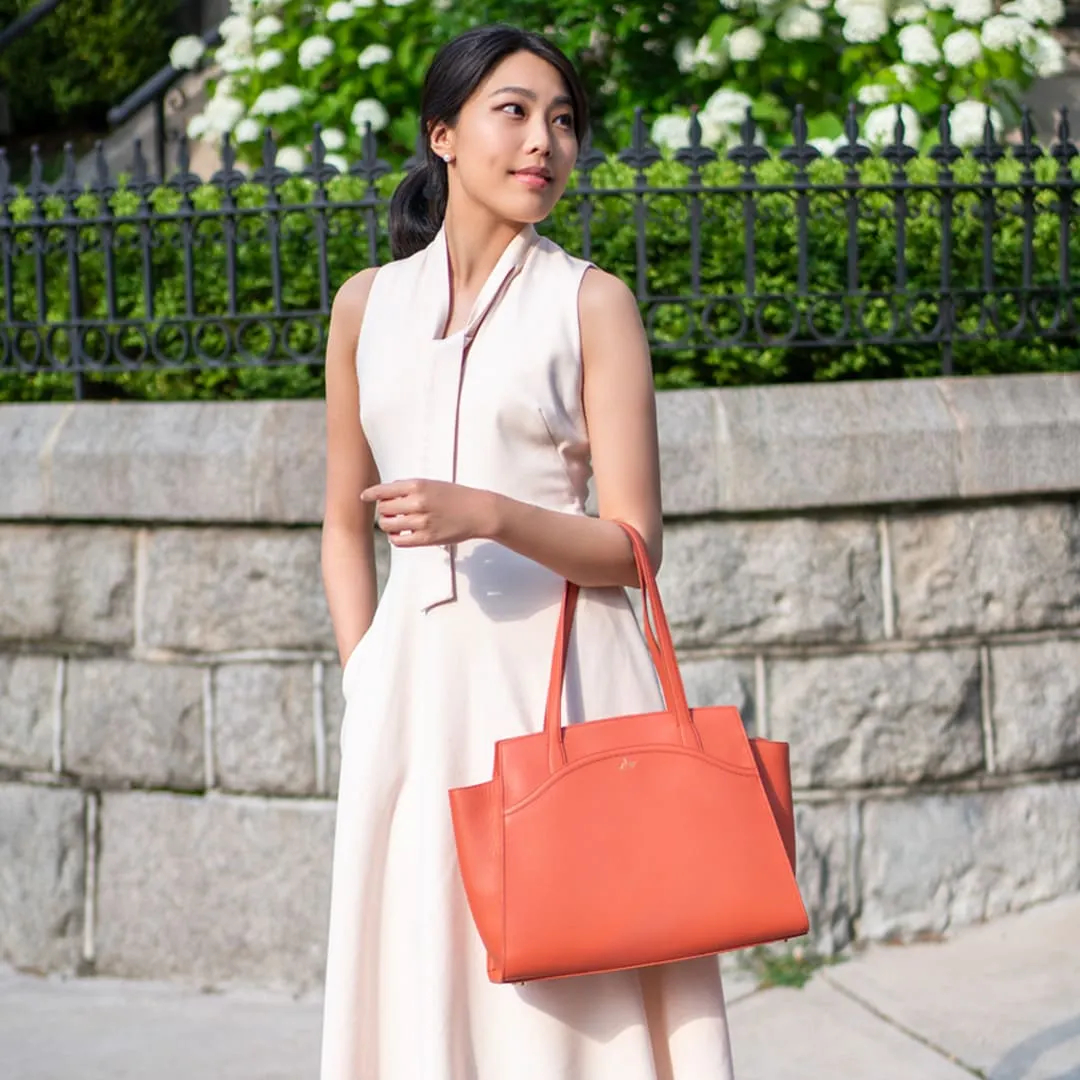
left=433, top=50, right=579, bottom=224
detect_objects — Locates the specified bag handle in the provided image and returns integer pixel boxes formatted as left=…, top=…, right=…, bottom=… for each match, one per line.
left=544, top=521, right=701, bottom=772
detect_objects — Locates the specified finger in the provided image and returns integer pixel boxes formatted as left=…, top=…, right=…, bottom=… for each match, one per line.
left=375, top=494, right=422, bottom=517
left=361, top=479, right=416, bottom=502
left=377, top=513, right=426, bottom=535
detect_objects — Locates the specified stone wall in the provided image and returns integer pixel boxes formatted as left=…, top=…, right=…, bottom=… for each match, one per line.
left=1, top=373, right=1078, bottom=991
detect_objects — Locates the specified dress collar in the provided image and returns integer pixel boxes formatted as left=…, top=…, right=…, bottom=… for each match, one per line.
left=420, top=223, right=539, bottom=342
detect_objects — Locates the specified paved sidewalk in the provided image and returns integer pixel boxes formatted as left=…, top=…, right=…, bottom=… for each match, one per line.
left=2, top=894, right=1078, bottom=1079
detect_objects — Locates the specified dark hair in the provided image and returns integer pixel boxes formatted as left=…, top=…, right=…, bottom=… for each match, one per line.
left=388, top=25, right=589, bottom=260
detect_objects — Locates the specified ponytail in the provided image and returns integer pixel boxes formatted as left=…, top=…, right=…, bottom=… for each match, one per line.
left=389, top=154, right=448, bottom=260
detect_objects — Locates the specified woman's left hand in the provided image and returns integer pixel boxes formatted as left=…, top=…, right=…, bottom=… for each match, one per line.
left=361, top=479, right=496, bottom=547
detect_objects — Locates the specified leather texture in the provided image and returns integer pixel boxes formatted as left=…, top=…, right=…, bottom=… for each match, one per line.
left=449, top=522, right=809, bottom=984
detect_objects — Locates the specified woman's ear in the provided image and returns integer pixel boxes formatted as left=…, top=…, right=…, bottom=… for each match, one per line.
left=429, top=120, right=455, bottom=163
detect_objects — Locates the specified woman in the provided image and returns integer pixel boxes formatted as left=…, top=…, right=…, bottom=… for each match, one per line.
left=319, top=24, right=735, bottom=1080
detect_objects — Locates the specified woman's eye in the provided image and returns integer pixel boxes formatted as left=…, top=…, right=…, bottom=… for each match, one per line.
left=554, top=113, right=574, bottom=129
left=500, top=103, right=525, bottom=117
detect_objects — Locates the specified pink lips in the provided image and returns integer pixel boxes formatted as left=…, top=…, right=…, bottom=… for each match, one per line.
left=513, top=168, right=552, bottom=189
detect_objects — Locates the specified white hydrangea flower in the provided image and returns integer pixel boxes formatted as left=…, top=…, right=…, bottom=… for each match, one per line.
left=320, top=127, right=346, bottom=150
left=351, top=97, right=390, bottom=132
left=219, top=49, right=255, bottom=73
left=805, top=0, right=831, bottom=10
left=219, top=14, right=252, bottom=44
left=843, top=4, right=889, bottom=42
left=251, top=85, right=305, bottom=115
left=384, top=0, right=412, bottom=5
left=230, top=0, right=254, bottom=14
left=703, top=87, right=753, bottom=126
left=169, top=35, right=206, bottom=70
left=256, top=47, right=285, bottom=71
left=187, top=113, right=211, bottom=141
left=864, top=103, right=921, bottom=145
left=1021, top=29, right=1066, bottom=75
left=1003, top=0, right=1064, bottom=23
left=651, top=114, right=692, bottom=150
left=890, top=62, right=918, bottom=87
left=299, top=34, right=335, bottom=69
left=835, top=0, right=884, bottom=19
left=810, top=136, right=844, bottom=156
left=690, top=34, right=724, bottom=67
left=326, top=1, right=355, bottom=19
left=857, top=83, right=891, bottom=104
left=353, top=0, right=375, bottom=6
left=719, top=0, right=743, bottom=9
left=324, top=153, right=350, bottom=172
left=952, top=0, right=993, bottom=22
left=357, top=43, right=393, bottom=68
left=943, top=29, right=982, bottom=65
left=892, top=1, right=927, bottom=22
left=924, top=0, right=950, bottom=9
left=981, top=13, right=1028, bottom=48
left=674, top=38, right=697, bottom=72
left=728, top=26, right=766, bottom=60
left=778, top=7, right=825, bottom=40
left=898, top=24, right=941, bottom=64
left=204, top=94, right=246, bottom=134
left=253, top=14, right=283, bottom=41
left=948, top=101, right=1004, bottom=146
left=234, top=117, right=263, bottom=143
left=276, top=146, right=306, bottom=173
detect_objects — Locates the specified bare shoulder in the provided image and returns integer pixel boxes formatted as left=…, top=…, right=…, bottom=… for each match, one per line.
left=330, top=266, right=380, bottom=335
left=577, top=265, right=639, bottom=324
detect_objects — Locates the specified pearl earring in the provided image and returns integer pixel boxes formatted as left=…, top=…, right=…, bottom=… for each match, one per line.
left=442, top=154, right=453, bottom=163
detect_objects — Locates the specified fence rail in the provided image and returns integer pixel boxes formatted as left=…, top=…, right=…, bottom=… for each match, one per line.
left=1, top=104, right=1079, bottom=396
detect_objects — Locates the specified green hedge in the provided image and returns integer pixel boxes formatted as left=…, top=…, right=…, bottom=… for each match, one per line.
left=2, top=152, right=1078, bottom=403
left=0, top=0, right=178, bottom=136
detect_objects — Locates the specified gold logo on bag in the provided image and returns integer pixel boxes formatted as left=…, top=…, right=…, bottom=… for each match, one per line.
left=618, top=757, right=636, bottom=770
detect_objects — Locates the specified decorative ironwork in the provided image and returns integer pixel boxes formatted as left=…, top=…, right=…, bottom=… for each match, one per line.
left=1, top=103, right=1079, bottom=396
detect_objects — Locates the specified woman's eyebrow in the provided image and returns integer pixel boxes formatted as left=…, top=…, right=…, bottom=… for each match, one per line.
left=488, top=85, right=573, bottom=108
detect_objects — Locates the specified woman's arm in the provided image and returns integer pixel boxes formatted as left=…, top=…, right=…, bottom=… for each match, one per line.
left=364, top=268, right=663, bottom=589
left=322, top=267, right=382, bottom=666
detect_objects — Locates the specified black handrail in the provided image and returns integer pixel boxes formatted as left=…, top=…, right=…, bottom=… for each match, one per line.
left=0, top=0, right=67, bottom=55
left=106, top=24, right=221, bottom=178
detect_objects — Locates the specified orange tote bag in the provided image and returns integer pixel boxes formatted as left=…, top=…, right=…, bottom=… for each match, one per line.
left=449, top=521, right=809, bottom=983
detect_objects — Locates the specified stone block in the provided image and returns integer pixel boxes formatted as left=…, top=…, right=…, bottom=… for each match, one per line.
left=0, top=783, right=85, bottom=971
left=679, top=655, right=757, bottom=734
left=0, top=404, right=73, bottom=518
left=768, top=649, right=984, bottom=788
left=940, top=373, right=1080, bottom=499
left=0, top=525, right=134, bottom=646
left=859, top=782, right=1080, bottom=941
left=991, top=640, right=1080, bottom=772
left=0, top=656, right=57, bottom=770
left=64, top=660, right=205, bottom=789
left=655, top=389, right=719, bottom=515
left=213, top=663, right=317, bottom=796
left=96, top=791, right=335, bottom=990
left=713, top=379, right=960, bottom=512
left=659, top=518, right=884, bottom=647
left=890, top=503, right=1080, bottom=638
left=141, top=528, right=332, bottom=652
left=43, top=401, right=325, bottom=525
left=794, top=801, right=854, bottom=955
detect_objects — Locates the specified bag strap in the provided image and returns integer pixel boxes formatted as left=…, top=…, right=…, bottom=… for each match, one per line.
left=543, top=521, right=700, bottom=773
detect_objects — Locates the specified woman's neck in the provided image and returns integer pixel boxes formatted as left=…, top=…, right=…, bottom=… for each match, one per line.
left=441, top=204, right=529, bottom=299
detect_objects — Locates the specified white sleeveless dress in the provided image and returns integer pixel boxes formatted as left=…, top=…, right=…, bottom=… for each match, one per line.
left=319, top=224, right=735, bottom=1080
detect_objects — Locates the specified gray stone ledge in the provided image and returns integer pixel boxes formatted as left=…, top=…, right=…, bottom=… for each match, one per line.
left=1, top=373, right=1076, bottom=524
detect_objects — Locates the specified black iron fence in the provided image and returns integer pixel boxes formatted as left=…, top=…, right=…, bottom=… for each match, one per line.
left=1, top=104, right=1079, bottom=398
